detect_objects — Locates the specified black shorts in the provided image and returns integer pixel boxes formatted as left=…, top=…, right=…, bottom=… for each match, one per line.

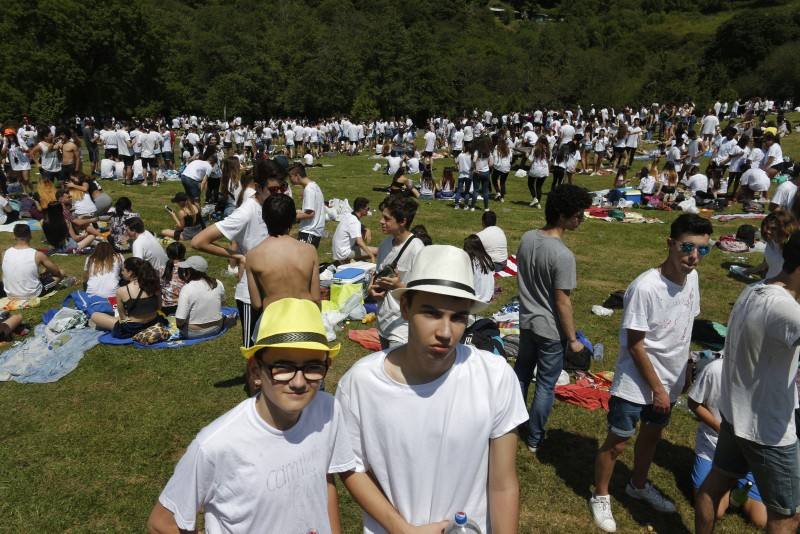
left=87, top=145, right=99, bottom=162
left=298, top=232, right=321, bottom=248
left=121, top=154, right=134, bottom=168
left=613, top=146, right=625, bottom=155
left=141, top=157, right=156, bottom=170
left=162, top=151, right=173, bottom=161
left=422, top=150, right=433, bottom=158
left=104, top=147, right=118, bottom=158
left=59, top=164, right=75, bottom=182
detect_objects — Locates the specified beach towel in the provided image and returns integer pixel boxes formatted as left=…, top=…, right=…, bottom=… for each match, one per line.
left=0, top=323, right=102, bottom=383
left=348, top=328, right=381, bottom=351
left=0, top=219, right=42, bottom=232
left=98, top=307, right=238, bottom=349
left=555, top=372, right=614, bottom=412
left=494, top=255, right=518, bottom=279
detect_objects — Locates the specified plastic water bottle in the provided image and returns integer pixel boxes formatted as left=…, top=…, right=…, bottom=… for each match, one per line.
left=444, top=512, right=482, bottom=533
left=593, top=342, right=604, bottom=361
left=730, top=481, right=753, bottom=508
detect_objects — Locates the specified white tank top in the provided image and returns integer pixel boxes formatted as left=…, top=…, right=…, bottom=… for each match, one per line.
left=2, top=247, right=42, bottom=298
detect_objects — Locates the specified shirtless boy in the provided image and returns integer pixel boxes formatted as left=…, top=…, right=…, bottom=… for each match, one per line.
left=246, top=193, right=320, bottom=313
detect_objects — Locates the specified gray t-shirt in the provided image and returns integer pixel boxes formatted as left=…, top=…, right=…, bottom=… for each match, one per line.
left=516, top=230, right=576, bottom=340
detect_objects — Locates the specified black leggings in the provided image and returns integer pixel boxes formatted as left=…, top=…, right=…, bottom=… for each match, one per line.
left=528, top=175, right=547, bottom=202
left=491, top=169, right=509, bottom=197
left=552, top=167, right=566, bottom=191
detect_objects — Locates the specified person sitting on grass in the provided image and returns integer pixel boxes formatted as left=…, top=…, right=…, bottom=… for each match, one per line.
left=174, top=256, right=225, bottom=339
left=161, top=192, right=204, bottom=242
left=463, top=234, right=495, bottom=304
left=83, top=242, right=124, bottom=299
left=331, top=196, right=376, bottom=265
left=0, top=313, right=28, bottom=342
left=688, top=356, right=767, bottom=530
left=90, top=257, right=166, bottom=339
left=160, top=242, right=187, bottom=316
left=1, top=223, right=65, bottom=299
left=147, top=298, right=354, bottom=534
left=742, top=209, right=797, bottom=280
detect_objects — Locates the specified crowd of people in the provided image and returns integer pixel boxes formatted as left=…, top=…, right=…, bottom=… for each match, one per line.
left=0, top=98, right=798, bottom=533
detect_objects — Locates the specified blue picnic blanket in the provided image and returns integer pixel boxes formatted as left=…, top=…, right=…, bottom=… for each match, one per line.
left=0, top=324, right=102, bottom=383
left=98, top=306, right=238, bottom=349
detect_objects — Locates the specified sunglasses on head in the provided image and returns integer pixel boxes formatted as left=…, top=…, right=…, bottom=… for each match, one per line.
left=678, top=241, right=710, bottom=256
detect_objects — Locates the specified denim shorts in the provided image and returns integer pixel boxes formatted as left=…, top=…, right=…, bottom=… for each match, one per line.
left=713, top=418, right=800, bottom=515
left=607, top=395, right=674, bottom=438
left=692, top=455, right=761, bottom=502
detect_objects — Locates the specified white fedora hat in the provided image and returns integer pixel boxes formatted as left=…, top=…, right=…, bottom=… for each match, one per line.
left=392, top=245, right=488, bottom=313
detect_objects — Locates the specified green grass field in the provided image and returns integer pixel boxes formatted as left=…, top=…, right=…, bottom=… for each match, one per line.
left=0, top=119, right=798, bottom=533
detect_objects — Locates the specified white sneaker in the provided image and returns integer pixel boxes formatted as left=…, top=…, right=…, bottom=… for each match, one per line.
left=589, top=495, right=616, bottom=532
left=484, top=208, right=490, bottom=212
left=625, top=481, right=676, bottom=513
left=529, top=199, right=539, bottom=207
left=454, top=204, right=461, bottom=210
left=470, top=207, right=476, bottom=212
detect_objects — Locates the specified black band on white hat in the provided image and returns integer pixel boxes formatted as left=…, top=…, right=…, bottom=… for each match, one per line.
left=406, top=278, right=475, bottom=295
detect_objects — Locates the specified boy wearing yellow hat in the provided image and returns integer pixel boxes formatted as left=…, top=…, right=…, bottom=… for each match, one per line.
left=337, top=245, right=528, bottom=533
left=148, top=298, right=355, bottom=534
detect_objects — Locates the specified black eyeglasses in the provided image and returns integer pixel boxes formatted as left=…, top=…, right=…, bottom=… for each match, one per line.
left=261, top=362, right=328, bottom=382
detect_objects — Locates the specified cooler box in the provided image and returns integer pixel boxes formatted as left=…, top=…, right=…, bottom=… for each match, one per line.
left=624, top=189, right=642, bottom=204
left=333, top=268, right=367, bottom=284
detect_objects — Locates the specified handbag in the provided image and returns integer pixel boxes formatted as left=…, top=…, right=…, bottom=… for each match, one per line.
left=132, top=323, right=171, bottom=345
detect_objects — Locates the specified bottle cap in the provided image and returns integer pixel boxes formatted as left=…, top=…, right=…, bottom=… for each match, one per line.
left=454, top=512, right=467, bottom=525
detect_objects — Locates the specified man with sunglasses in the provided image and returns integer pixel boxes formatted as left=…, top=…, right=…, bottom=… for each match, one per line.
left=148, top=298, right=354, bottom=534
left=591, top=213, right=713, bottom=532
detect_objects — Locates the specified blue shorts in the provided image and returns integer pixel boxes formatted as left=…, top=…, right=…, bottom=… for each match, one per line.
left=692, top=455, right=762, bottom=502
left=607, top=396, right=674, bottom=438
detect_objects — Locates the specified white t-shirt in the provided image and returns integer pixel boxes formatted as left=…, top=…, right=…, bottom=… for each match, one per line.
left=303, top=153, right=314, bottom=166
left=456, top=152, right=472, bottom=177
left=472, top=262, right=495, bottom=304
left=701, top=115, right=719, bottom=135
left=688, top=358, right=723, bottom=461
left=299, top=181, right=326, bottom=237
left=2, top=247, right=41, bottom=298
left=764, top=241, right=784, bottom=278
left=423, top=131, right=436, bottom=152
left=39, top=142, right=61, bottom=172
left=116, top=130, right=132, bottom=156
left=764, top=142, right=784, bottom=169
left=139, top=131, right=161, bottom=158
left=84, top=256, right=122, bottom=299
left=452, top=130, right=464, bottom=151
left=332, top=212, right=362, bottom=261
left=73, top=191, right=97, bottom=216
left=100, top=159, right=116, bottom=179
left=336, top=345, right=528, bottom=534
left=771, top=181, right=797, bottom=211
left=740, top=168, right=770, bottom=192
left=492, top=149, right=512, bottom=173
left=182, top=159, right=213, bottom=182
left=159, top=394, right=356, bottom=534
left=625, top=126, right=642, bottom=148
left=375, top=235, right=425, bottom=344
left=131, top=231, right=168, bottom=274
left=610, top=268, right=700, bottom=404
left=720, top=283, right=800, bottom=446
left=386, top=156, right=403, bottom=176
left=639, top=175, right=657, bottom=195
left=684, top=173, right=709, bottom=195
left=216, top=197, right=268, bottom=303
left=175, top=279, right=225, bottom=324
left=476, top=226, right=508, bottom=265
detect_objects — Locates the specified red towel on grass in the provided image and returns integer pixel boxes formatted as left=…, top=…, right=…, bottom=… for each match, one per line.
left=348, top=328, right=381, bottom=351
left=555, top=372, right=612, bottom=411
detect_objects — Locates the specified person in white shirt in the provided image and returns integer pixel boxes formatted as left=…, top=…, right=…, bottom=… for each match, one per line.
left=451, top=125, right=464, bottom=157
left=2, top=224, right=65, bottom=299
left=422, top=125, right=436, bottom=157
left=180, top=153, right=217, bottom=202
left=288, top=164, right=326, bottom=248
left=83, top=242, right=124, bottom=299
left=491, top=133, right=512, bottom=201
left=173, top=256, right=225, bottom=339
left=625, top=118, right=642, bottom=167
left=682, top=166, right=710, bottom=198
left=476, top=210, right=508, bottom=271
left=591, top=214, right=713, bottom=532
left=332, top=197, right=376, bottom=263
left=125, top=217, right=169, bottom=275
left=148, top=298, right=354, bottom=534
left=338, top=245, right=528, bottom=534
left=737, top=167, right=771, bottom=202
left=116, top=124, right=134, bottom=184
left=138, top=124, right=161, bottom=186
left=700, top=110, right=719, bottom=150
left=368, top=195, right=425, bottom=349
left=696, top=232, right=800, bottom=534
left=769, top=163, right=799, bottom=213
left=762, top=133, right=784, bottom=179
left=463, top=235, right=495, bottom=303
left=454, top=150, right=472, bottom=210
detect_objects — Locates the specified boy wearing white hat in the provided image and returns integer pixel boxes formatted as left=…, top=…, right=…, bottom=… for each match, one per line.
left=148, top=298, right=355, bottom=534
left=337, top=245, right=529, bottom=533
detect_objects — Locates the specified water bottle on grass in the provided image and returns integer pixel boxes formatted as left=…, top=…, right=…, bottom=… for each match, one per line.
left=444, top=512, right=482, bottom=533
left=593, top=342, right=604, bottom=361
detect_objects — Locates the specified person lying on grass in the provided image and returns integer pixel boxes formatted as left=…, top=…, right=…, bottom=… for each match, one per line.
left=147, top=298, right=354, bottom=534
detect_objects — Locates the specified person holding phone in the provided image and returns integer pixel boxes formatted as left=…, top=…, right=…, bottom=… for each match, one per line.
left=161, top=192, right=203, bottom=242
left=368, top=195, right=425, bottom=350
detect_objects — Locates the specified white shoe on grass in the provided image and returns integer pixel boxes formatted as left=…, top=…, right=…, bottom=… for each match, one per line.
left=589, top=494, right=616, bottom=532
left=625, top=481, right=676, bottom=513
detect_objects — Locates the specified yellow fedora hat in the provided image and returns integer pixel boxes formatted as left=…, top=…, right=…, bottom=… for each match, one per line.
left=241, top=298, right=340, bottom=360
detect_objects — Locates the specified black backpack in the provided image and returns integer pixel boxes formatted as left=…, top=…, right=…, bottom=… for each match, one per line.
left=461, top=319, right=506, bottom=358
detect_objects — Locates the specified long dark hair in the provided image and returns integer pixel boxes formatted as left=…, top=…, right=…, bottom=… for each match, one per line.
left=464, top=234, right=493, bottom=274
left=162, top=241, right=186, bottom=283
left=180, top=267, right=218, bottom=290
left=42, top=201, right=69, bottom=247
left=124, top=257, right=161, bottom=296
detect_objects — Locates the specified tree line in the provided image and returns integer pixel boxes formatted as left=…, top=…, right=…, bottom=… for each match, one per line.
left=1, top=0, right=798, bottom=124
